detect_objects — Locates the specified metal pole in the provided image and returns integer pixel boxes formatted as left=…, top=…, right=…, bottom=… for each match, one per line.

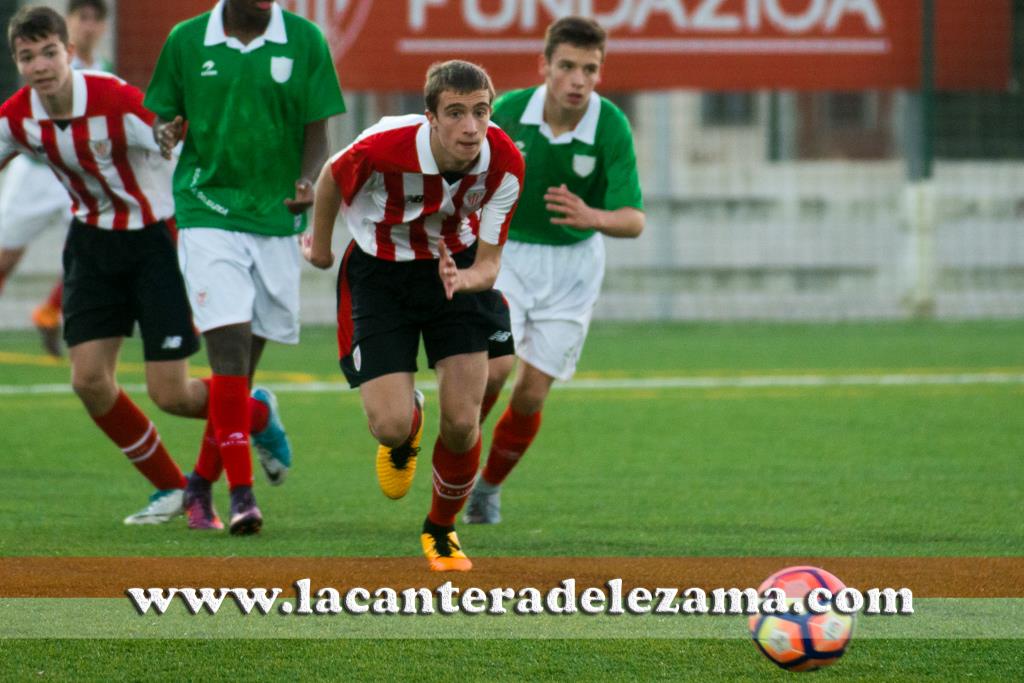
left=908, top=0, right=935, bottom=181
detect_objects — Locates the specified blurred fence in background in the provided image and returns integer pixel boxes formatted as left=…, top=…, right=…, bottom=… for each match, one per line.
left=1, top=0, right=1021, bottom=328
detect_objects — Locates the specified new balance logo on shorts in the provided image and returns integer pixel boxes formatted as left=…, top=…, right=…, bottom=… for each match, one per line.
left=489, top=331, right=512, bottom=343
left=161, top=336, right=183, bottom=350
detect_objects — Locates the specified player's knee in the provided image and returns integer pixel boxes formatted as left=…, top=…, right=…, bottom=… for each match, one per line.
left=368, top=415, right=412, bottom=449
left=439, top=413, right=479, bottom=452
left=147, top=384, right=190, bottom=417
left=511, top=385, right=548, bottom=415
left=71, top=371, right=116, bottom=410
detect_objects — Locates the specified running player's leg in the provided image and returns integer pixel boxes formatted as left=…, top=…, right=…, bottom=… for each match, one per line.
left=421, top=351, right=488, bottom=572
left=248, top=236, right=300, bottom=485
left=178, top=228, right=263, bottom=534
left=70, top=337, right=188, bottom=523
left=470, top=237, right=604, bottom=523
left=63, top=219, right=190, bottom=523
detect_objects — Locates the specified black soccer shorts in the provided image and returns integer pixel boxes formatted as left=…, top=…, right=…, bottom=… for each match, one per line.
left=62, top=218, right=199, bottom=361
left=336, top=240, right=514, bottom=388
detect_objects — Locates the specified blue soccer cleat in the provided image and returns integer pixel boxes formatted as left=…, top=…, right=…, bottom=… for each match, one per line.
left=251, top=387, right=292, bottom=486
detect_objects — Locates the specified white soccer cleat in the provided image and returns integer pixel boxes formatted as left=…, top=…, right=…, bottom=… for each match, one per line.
left=123, top=489, right=185, bottom=525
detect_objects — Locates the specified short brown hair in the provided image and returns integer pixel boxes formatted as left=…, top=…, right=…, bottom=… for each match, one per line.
left=8, top=6, right=68, bottom=54
left=68, top=0, right=109, bottom=20
left=424, top=60, right=495, bottom=114
left=544, top=16, right=606, bottom=61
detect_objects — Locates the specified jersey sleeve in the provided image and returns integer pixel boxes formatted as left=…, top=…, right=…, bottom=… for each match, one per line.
left=602, top=108, right=644, bottom=212
left=120, top=82, right=162, bottom=153
left=329, top=139, right=375, bottom=206
left=143, top=25, right=185, bottom=121
left=0, top=119, right=20, bottom=169
left=478, top=141, right=525, bottom=246
left=303, top=26, right=347, bottom=123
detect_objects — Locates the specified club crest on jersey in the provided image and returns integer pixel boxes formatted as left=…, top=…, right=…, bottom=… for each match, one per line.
left=463, top=190, right=485, bottom=209
left=573, top=154, right=596, bottom=178
left=271, top=57, right=293, bottom=84
left=89, top=139, right=111, bottom=159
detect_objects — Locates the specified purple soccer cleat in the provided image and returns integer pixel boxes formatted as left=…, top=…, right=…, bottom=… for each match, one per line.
left=228, top=486, right=263, bottom=536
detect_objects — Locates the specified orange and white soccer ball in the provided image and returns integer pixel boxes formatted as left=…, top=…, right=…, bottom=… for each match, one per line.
left=748, top=566, right=855, bottom=672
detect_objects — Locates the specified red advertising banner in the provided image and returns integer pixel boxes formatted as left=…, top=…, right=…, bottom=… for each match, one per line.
left=117, top=0, right=1011, bottom=92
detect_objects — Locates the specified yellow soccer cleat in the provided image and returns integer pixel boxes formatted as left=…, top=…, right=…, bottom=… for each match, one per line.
left=31, top=302, right=62, bottom=358
left=421, top=518, right=473, bottom=572
left=376, top=389, right=424, bottom=499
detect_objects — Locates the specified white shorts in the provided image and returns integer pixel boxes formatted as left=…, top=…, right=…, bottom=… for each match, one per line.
left=0, top=156, right=72, bottom=249
left=495, top=234, right=605, bottom=381
left=177, top=228, right=301, bottom=344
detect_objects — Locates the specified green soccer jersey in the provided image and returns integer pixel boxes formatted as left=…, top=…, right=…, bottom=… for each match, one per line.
left=491, top=86, right=643, bottom=246
left=144, top=3, right=346, bottom=236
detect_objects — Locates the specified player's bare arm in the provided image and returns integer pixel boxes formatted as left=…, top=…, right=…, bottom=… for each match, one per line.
left=303, top=162, right=339, bottom=270
left=438, top=239, right=503, bottom=300
left=544, top=184, right=644, bottom=238
left=284, top=119, right=330, bottom=215
left=152, top=115, right=184, bottom=160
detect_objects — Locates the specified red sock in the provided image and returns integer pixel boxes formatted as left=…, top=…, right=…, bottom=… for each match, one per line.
left=209, top=374, right=252, bottom=489
left=479, top=392, right=500, bottom=423
left=46, top=279, right=62, bottom=310
left=193, top=419, right=222, bottom=482
left=200, top=377, right=268, bottom=431
left=92, top=390, right=186, bottom=490
left=482, top=406, right=542, bottom=486
left=428, top=436, right=481, bottom=527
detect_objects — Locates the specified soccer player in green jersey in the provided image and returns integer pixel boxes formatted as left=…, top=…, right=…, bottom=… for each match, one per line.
left=464, top=16, right=645, bottom=524
left=145, top=0, right=346, bottom=534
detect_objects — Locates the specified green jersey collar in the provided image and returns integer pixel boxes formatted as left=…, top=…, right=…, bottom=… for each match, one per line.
left=31, top=69, right=88, bottom=120
left=415, top=117, right=493, bottom=178
left=520, top=85, right=600, bottom=145
left=204, top=1, right=288, bottom=54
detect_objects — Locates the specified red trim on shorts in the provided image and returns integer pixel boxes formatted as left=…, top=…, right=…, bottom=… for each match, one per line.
left=336, top=241, right=358, bottom=359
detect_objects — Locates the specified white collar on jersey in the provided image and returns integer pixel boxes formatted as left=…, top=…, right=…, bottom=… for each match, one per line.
left=31, top=70, right=87, bottom=120
left=415, top=118, right=493, bottom=178
left=204, top=1, right=287, bottom=53
left=520, top=84, right=600, bottom=145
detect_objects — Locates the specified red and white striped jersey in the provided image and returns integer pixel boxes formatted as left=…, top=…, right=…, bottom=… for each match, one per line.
left=0, top=70, right=174, bottom=230
left=329, top=114, right=524, bottom=261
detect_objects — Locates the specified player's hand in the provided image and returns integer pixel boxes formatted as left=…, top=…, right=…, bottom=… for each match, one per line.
left=301, top=231, right=334, bottom=270
left=284, top=179, right=315, bottom=215
left=154, top=116, right=184, bottom=160
left=438, top=241, right=460, bottom=300
left=545, top=184, right=598, bottom=228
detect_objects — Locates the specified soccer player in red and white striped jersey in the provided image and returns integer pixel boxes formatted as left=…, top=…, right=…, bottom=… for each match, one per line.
left=305, top=60, right=524, bottom=571
left=0, top=7, right=268, bottom=528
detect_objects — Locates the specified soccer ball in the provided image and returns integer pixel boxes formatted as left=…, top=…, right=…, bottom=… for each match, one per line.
left=748, top=565, right=855, bottom=672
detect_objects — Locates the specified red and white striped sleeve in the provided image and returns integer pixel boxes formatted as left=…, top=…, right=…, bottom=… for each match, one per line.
left=115, top=80, right=162, bottom=155
left=0, top=98, right=24, bottom=170
left=330, top=139, right=376, bottom=206
left=477, top=127, right=525, bottom=246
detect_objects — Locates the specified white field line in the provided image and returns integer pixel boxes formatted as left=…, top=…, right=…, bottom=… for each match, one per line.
left=2, top=372, right=1023, bottom=396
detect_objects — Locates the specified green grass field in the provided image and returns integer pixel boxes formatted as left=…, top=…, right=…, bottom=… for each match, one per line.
left=1, top=321, right=1022, bottom=680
